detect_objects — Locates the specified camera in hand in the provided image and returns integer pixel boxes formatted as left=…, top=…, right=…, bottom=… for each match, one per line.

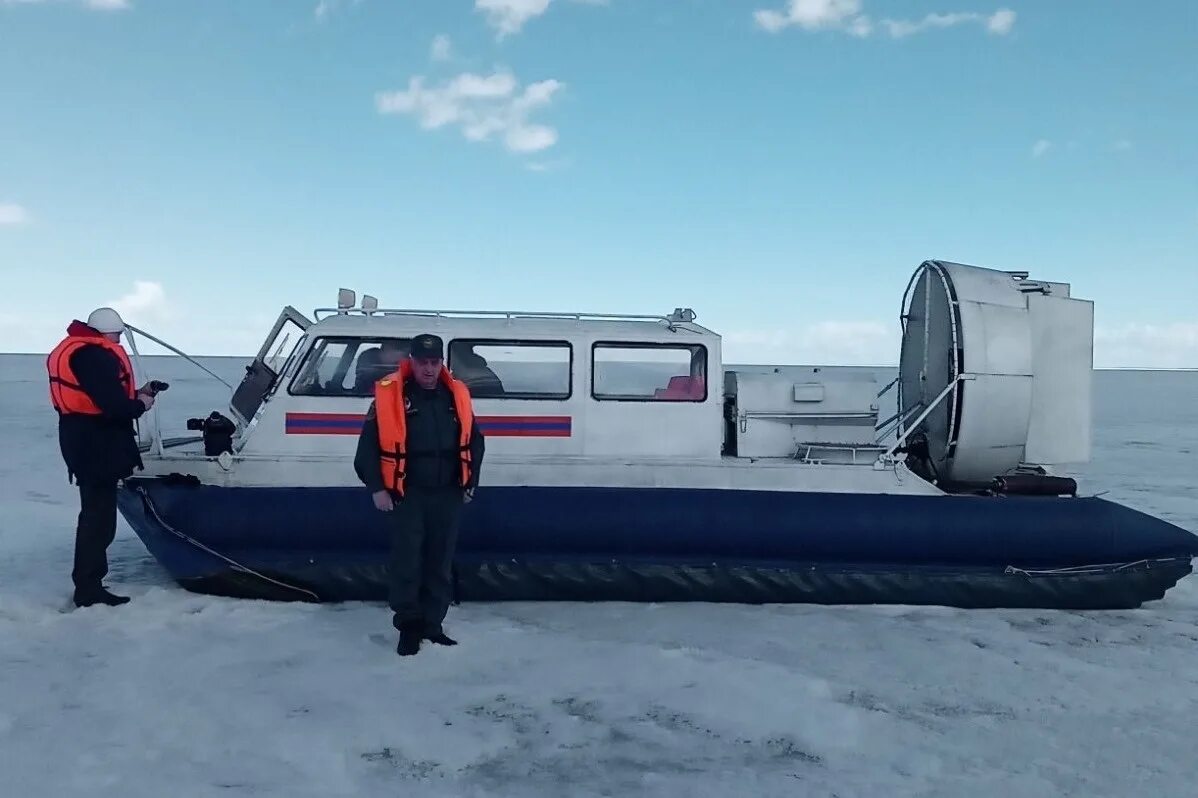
left=148, top=380, right=170, bottom=395
left=186, top=411, right=236, bottom=456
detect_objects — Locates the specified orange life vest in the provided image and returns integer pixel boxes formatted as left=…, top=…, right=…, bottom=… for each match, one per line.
left=47, top=333, right=136, bottom=416
left=375, top=360, right=475, bottom=495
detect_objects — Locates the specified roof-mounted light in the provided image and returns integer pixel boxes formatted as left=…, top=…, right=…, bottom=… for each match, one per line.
left=337, top=289, right=356, bottom=312
left=361, top=294, right=379, bottom=314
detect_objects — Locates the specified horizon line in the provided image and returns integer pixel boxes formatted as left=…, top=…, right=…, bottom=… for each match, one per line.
left=2, top=351, right=1194, bottom=372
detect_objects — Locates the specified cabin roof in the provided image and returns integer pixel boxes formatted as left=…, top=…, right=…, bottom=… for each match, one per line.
left=306, top=311, right=719, bottom=342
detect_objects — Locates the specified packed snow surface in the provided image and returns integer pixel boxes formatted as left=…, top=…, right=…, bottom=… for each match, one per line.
left=2, top=356, right=1196, bottom=797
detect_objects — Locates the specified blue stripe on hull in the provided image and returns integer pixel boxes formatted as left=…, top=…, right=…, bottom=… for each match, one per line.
left=116, top=480, right=1198, bottom=607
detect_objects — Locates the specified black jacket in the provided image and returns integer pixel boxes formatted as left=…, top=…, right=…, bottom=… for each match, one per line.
left=354, top=379, right=485, bottom=494
left=57, top=342, right=148, bottom=485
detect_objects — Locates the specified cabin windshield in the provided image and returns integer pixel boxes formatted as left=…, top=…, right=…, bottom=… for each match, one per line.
left=291, top=336, right=411, bottom=396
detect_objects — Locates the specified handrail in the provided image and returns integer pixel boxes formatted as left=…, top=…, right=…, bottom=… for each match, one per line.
left=126, top=325, right=236, bottom=389
left=311, top=307, right=693, bottom=328
left=742, top=411, right=877, bottom=420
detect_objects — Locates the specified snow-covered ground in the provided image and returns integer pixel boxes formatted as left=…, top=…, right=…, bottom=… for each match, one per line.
left=2, top=355, right=1196, bottom=797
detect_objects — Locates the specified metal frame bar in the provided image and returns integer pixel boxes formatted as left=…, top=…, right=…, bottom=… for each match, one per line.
left=255, top=306, right=312, bottom=362
left=884, top=373, right=976, bottom=459
left=126, top=325, right=236, bottom=389
left=874, top=401, right=924, bottom=442
left=125, top=324, right=243, bottom=458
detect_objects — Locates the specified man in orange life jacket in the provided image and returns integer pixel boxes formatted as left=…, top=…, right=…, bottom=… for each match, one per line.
left=353, top=333, right=485, bottom=656
left=47, top=308, right=159, bottom=608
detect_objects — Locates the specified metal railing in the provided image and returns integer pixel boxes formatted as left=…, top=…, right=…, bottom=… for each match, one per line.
left=311, top=306, right=700, bottom=330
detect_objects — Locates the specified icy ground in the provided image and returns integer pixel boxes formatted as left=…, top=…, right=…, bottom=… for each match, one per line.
left=2, top=357, right=1197, bottom=797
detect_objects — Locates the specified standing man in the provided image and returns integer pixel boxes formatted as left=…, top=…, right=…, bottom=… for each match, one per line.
left=47, top=307, right=158, bottom=608
left=354, top=333, right=484, bottom=656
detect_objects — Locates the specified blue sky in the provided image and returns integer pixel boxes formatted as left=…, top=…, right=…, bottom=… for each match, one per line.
left=1, top=0, right=1195, bottom=366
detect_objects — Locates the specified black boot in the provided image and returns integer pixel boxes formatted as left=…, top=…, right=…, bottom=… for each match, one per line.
left=397, top=624, right=422, bottom=657
left=74, top=587, right=130, bottom=608
left=424, top=630, right=458, bottom=646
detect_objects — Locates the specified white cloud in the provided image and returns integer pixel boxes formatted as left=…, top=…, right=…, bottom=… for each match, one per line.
left=987, top=8, right=1016, bottom=34
left=755, top=2, right=1015, bottom=39
left=376, top=70, right=564, bottom=154
left=314, top=0, right=362, bottom=20
left=525, top=157, right=570, bottom=172
left=725, top=321, right=895, bottom=365
left=474, top=0, right=604, bottom=37
left=476, top=0, right=552, bottom=37
left=107, top=281, right=173, bottom=327
left=1095, top=323, right=1198, bottom=369
left=883, top=9, right=1016, bottom=39
left=1032, top=139, right=1052, bottom=158
left=754, top=0, right=870, bottom=36
left=430, top=34, right=453, bottom=62
left=0, top=203, right=31, bottom=227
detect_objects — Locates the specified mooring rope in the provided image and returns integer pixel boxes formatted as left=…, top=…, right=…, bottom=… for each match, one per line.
left=134, top=485, right=320, bottom=602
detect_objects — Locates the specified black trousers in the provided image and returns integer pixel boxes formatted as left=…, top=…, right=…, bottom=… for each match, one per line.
left=388, top=487, right=463, bottom=633
left=73, top=480, right=118, bottom=595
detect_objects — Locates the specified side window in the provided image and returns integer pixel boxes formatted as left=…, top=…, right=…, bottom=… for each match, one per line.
left=592, top=343, right=708, bottom=402
left=290, top=337, right=411, bottom=396
left=448, top=340, right=572, bottom=400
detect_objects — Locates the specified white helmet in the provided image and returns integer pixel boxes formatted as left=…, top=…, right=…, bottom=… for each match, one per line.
left=86, top=307, right=126, bottom=335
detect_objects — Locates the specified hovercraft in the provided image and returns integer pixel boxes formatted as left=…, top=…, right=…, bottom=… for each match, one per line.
left=114, top=261, right=1198, bottom=609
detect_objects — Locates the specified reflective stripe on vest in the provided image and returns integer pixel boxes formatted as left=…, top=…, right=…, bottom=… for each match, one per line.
left=46, top=336, right=136, bottom=416
left=375, top=360, right=474, bottom=496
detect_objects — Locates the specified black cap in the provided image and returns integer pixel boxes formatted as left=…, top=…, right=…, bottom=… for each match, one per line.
left=410, top=333, right=444, bottom=360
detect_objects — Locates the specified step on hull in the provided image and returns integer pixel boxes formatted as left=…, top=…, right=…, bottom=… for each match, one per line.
left=117, top=479, right=1198, bottom=610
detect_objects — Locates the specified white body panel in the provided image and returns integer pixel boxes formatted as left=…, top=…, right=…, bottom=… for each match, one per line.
left=732, top=371, right=880, bottom=459
left=952, top=297, right=1033, bottom=482
left=1025, top=293, right=1094, bottom=464
left=137, top=448, right=943, bottom=495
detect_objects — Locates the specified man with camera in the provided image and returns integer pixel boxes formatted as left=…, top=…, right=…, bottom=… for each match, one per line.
left=47, top=307, right=165, bottom=608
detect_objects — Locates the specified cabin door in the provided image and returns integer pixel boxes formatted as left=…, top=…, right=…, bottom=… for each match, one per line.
left=228, top=306, right=311, bottom=426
